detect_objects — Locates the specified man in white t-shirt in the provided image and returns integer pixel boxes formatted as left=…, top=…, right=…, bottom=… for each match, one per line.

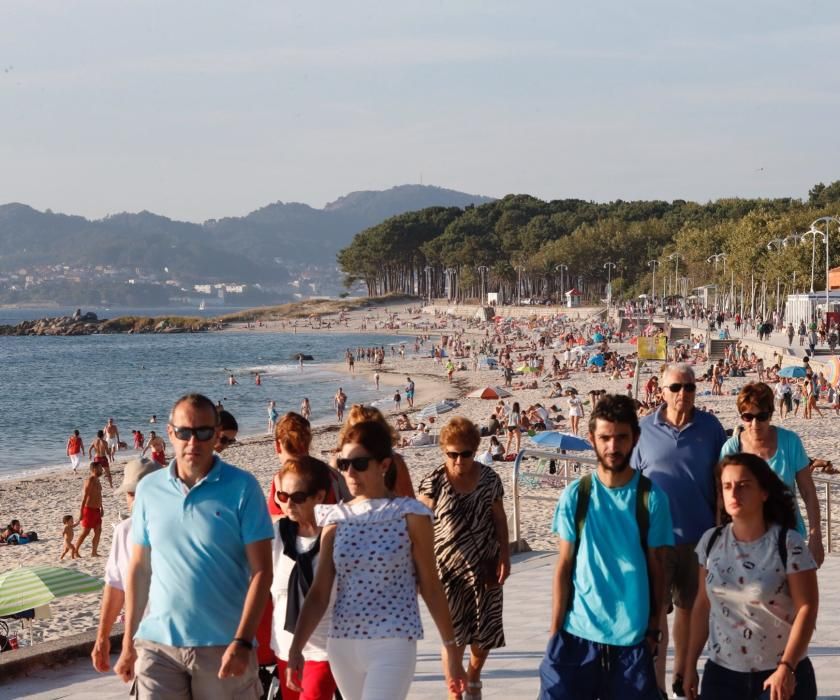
left=774, top=378, right=792, bottom=419
left=91, top=457, right=162, bottom=673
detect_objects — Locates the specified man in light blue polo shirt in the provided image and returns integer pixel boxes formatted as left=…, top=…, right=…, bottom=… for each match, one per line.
left=631, top=363, right=726, bottom=698
left=114, top=393, right=273, bottom=699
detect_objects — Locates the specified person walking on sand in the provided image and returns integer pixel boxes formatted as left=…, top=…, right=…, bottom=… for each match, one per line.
left=66, top=429, right=84, bottom=474
left=631, top=363, right=727, bottom=698
left=60, top=515, right=79, bottom=560
left=91, top=457, right=163, bottom=673
left=539, top=394, right=674, bottom=699
left=406, top=376, right=416, bottom=408
left=113, top=393, right=274, bottom=697
left=142, top=430, right=167, bottom=466
left=334, top=387, right=347, bottom=423
left=75, top=462, right=104, bottom=557
left=104, top=418, right=120, bottom=462
left=89, top=430, right=114, bottom=488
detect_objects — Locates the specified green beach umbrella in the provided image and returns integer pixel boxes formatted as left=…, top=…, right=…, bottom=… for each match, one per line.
left=0, top=565, right=104, bottom=617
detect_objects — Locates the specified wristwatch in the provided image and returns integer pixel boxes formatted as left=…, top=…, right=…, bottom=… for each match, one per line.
left=232, top=637, right=253, bottom=650
left=645, top=629, right=663, bottom=643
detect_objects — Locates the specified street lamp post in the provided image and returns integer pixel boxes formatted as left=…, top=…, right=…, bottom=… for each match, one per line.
left=668, top=253, right=681, bottom=303
left=809, top=216, right=840, bottom=312
left=801, top=229, right=826, bottom=294
left=603, top=262, right=616, bottom=308
left=648, top=260, right=659, bottom=305
left=707, top=253, right=727, bottom=311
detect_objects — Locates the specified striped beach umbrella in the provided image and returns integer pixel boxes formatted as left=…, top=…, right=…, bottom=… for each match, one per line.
left=824, top=356, right=840, bottom=387
left=0, top=565, right=104, bottom=617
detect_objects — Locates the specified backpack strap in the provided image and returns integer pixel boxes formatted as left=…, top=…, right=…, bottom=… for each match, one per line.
left=704, top=525, right=725, bottom=565
left=636, top=474, right=651, bottom=554
left=573, top=475, right=592, bottom=560
left=778, top=527, right=788, bottom=569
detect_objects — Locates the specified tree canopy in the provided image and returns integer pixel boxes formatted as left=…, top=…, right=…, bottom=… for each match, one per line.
left=338, top=182, right=840, bottom=306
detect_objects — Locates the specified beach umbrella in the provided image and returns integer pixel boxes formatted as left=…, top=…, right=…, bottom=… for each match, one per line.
left=516, top=365, right=539, bottom=374
left=0, top=565, right=104, bottom=617
left=824, top=357, right=840, bottom=387
left=467, top=386, right=512, bottom=399
left=778, top=365, right=807, bottom=379
left=587, top=354, right=606, bottom=367
left=419, top=400, right=459, bottom=418
left=531, top=431, right=593, bottom=451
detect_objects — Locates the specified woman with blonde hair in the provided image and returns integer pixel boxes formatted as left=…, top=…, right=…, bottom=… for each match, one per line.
left=418, top=416, right=510, bottom=700
left=335, top=404, right=415, bottom=498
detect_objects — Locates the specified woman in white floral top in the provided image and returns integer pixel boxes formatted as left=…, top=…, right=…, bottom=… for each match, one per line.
left=684, top=453, right=819, bottom=700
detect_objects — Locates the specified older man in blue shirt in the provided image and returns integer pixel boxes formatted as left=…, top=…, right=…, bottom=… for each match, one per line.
left=114, top=393, right=273, bottom=699
left=631, top=363, right=726, bottom=698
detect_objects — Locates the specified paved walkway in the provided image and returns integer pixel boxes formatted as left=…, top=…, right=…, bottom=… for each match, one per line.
left=7, top=551, right=840, bottom=699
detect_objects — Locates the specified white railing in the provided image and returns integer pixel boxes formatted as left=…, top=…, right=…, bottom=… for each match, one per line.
left=511, top=450, right=840, bottom=554
left=510, top=448, right=598, bottom=548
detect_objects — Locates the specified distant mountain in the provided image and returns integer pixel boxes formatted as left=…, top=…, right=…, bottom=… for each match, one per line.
left=0, top=185, right=493, bottom=282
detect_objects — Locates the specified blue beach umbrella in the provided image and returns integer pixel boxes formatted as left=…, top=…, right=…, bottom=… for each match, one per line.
left=778, top=365, right=807, bottom=379
left=531, top=431, right=593, bottom=451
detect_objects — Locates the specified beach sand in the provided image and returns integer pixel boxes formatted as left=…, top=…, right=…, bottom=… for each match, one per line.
left=2, top=303, right=839, bottom=645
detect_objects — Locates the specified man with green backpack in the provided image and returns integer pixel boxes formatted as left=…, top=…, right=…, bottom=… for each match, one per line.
left=539, top=394, right=674, bottom=699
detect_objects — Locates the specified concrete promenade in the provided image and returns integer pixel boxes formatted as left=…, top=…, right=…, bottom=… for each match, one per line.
left=7, top=550, right=840, bottom=699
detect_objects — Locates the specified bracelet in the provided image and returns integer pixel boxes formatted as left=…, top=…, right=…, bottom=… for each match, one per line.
left=442, top=639, right=457, bottom=647
left=232, top=637, right=253, bottom=650
left=779, top=660, right=795, bottom=675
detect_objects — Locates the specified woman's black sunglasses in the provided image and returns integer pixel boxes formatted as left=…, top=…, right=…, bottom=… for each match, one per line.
left=336, top=456, right=373, bottom=473
left=275, top=490, right=315, bottom=505
left=446, top=450, right=475, bottom=460
left=741, top=411, right=771, bottom=422
left=171, top=425, right=216, bottom=442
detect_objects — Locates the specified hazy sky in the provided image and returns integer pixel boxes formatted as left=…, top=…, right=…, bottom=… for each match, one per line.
left=1, top=1, right=839, bottom=221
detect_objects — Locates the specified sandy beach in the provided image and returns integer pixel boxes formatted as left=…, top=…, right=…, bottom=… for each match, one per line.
left=3, top=302, right=840, bottom=646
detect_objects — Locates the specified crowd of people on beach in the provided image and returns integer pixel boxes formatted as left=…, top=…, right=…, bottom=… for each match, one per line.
left=10, top=302, right=834, bottom=699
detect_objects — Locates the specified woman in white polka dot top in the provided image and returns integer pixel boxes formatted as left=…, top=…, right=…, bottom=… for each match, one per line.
left=286, top=420, right=466, bottom=700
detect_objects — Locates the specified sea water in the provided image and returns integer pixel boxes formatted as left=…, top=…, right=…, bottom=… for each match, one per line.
left=1, top=327, right=411, bottom=477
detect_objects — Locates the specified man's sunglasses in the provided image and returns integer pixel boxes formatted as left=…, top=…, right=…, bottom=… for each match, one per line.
left=666, top=383, right=697, bottom=393
left=275, top=490, right=315, bottom=505
left=446, top=450, right=475, bottom=460
left=336, top=456, right=373, bottom=473
left=171, top=425, right=216, bottom=442
left=218, top=436, right=237, bottom=446
left=741, top=411, right=771, bottom=423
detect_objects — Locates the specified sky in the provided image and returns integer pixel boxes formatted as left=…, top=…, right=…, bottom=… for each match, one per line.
left=1, top=0, right=839, bottom=222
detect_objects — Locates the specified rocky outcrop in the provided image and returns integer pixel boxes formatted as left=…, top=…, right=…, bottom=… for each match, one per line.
left=0, top=312, right=219, bottom=336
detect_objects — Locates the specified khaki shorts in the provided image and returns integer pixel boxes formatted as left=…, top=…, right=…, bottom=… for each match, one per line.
left=133, top=640, right=261, bottom=699
left=664, top=543, right=699, bottom=610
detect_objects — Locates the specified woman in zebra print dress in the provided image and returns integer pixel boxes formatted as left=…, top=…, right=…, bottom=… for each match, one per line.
left=418, top=417, right=510, bottom=700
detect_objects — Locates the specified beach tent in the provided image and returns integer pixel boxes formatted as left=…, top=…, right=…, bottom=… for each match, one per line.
left=531, top=431, right=593, bottom=451
left=0, top=565, right=104, bottom=617
left=467, top=386, right=512, bottom=400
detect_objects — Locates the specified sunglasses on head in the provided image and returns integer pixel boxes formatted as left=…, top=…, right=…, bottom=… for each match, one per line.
left=171, top=425, right=216, bottom=442
left=666, top=382, right=696, bottom=393
left=218, top=435, right=237, bottom=446
left=446, top=449, right=475, bottom=460
left=275, top=490, right=314, bottom=505
left=740, top=411, right=771, bottom=422
left=336, top=456, right=373, bottom=473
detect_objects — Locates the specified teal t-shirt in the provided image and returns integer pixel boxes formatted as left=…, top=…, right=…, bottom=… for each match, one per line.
left=719, top=426, right=809, bottom=535
left=552, top=470, right=674, bottom=646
